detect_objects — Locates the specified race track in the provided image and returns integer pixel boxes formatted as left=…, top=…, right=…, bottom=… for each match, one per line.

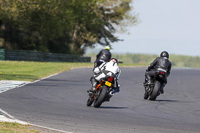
left=0, top=67, right=200, bottom=133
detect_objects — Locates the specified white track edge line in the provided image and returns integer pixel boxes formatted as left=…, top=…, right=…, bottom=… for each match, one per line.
left=0, top=108, right=73, bottom=133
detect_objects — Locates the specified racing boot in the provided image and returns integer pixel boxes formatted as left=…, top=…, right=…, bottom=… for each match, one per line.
left=87, top=77, right=97, bottom=93
left=160, top=84, right=165, bottom=94
left=146, top=75, right=153, bottom=85
left=91, top=81, right=97, bottom=91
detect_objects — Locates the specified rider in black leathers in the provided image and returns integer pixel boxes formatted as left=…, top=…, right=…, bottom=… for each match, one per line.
left=94, top=45, right=112, bottom=68
left=145, top=51, right=172, bottom=94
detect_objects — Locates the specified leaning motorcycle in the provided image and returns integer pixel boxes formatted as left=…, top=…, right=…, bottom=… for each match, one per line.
left=143, top=70, right=166, bottom=100
left=86, top=74, right=117, bottom=108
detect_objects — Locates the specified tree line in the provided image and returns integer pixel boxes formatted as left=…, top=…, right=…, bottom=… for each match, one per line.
left=0, top=0, right=137, bottom=55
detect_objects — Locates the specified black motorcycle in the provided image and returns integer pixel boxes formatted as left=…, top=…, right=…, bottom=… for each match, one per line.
left=143, top=70, right=166, bottom=100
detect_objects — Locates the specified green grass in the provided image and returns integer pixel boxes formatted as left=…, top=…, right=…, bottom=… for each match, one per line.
left=0, top=61, right=93, bottom=81
left=0, top=122, right=39, bottom=133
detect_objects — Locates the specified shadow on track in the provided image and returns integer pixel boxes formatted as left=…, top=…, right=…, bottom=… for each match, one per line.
left=156, top=99, right=180, bottom=102
left=99, top=106, right=129, bottom=109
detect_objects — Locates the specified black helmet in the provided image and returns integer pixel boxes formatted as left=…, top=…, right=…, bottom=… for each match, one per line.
left=110, top=58, right=119, bottom=64
left=160, top=51, right=169, bottom=59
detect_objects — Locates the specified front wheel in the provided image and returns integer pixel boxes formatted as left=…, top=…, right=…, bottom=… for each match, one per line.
left=93, top=85, right=108, bottom=108
left=144, top=89, right=149, bottom=100
left=86, top=96, right=94, bottom=106
left=149, top=81, right=161, bottom=100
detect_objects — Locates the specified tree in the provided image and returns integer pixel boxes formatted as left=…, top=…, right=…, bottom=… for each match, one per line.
left=69, top=0, right=137, bottom=54
left=0, top=0, right=137, bottom=55
left=0, top=0, right=73, bottom=53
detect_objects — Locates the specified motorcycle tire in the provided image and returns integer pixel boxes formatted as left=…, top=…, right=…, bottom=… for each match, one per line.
left=93, top=85, right=107, bottom=108
left=144, top=89, right=149, bottom=100
left=86, top=96, right=94, bottom=106
left=149, top=81, right=161, bottom=100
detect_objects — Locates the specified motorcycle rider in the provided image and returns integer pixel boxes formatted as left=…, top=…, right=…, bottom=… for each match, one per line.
left=94, top=45, right=112, bottom=68
left=89, top=58, right=121, bottom=95
left=144, top=51, right=172, bottom=94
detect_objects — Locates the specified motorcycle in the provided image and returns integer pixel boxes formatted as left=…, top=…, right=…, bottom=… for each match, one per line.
left=86, top=74, right=117, bottom=108
left=143, top=70, right=166, bottom=100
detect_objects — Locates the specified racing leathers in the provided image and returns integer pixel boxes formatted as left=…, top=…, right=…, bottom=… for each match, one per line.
left=90, top=60, right=121, bottom=94
left=94, top=49, right=111, bottom=68
left=145, top=57, right=172, bottom=93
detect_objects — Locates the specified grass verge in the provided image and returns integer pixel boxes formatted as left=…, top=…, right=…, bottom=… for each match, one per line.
left=0, top=61, right=93, bottom=81
left=0, top=122, right=39, bottom=133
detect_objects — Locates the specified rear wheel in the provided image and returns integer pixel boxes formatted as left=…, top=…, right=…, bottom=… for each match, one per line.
left=93, top=86, right=107, bottom=108
left=149, top=81, right=161, bottom=100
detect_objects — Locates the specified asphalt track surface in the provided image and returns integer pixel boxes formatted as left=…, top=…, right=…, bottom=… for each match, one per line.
left=0, top=67, right=200, bottom=133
